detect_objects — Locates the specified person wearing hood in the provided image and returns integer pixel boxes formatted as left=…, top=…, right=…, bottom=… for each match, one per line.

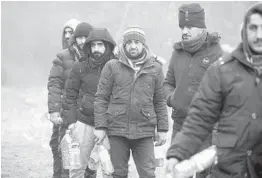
left=166, top=3, right=262, bottom=178
left=62, top=28, right=116, bottom=178
left=62, top=18, right=81, bottom=50
left=93, top=26, right=168, bottom=178
left=47, top=22, right=92, bottom=178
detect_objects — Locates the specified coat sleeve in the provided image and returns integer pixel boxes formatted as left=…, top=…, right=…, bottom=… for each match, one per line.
left=166, top=62, right=224, bottom=160
left=62, top=63, right=81, bottom=126
left=163, top=51, right=176, bottom=107
left=47, top=54, right=65, bottom=114
left=154, top=65, right=169, bottom=132
left=94, top=61, right=114, bottom=129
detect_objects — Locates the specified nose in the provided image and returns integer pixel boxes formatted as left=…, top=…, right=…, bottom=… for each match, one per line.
left=130, top=41, right=136, bottom=48
left=94, top=45, right=99, bottom=51
left=182, top=27, right=189, bottom=34
left=80, top=38, right=86, bottom=44
left=65, top=33, right=70, bottom=38
left=257, top=27, right=262, bottom=39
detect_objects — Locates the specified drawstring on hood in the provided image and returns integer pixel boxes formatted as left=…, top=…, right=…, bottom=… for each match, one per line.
left=241, top=3, right=262, bottom=76
left=62, top=18, right=81, bottom=49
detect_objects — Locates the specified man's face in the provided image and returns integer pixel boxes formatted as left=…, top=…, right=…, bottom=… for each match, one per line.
left=91, top=40, right=106, bottom=59
left=76, top=36, right=88, bottom=49
left=247, top=13, right=262, bottom=54
left=64, top=27, right=73, bottom=42
left=181, top=26, right=204, bottom=41
left=125, top=40, right=144, bottom=58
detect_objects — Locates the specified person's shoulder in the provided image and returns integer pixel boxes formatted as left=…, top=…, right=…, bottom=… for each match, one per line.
left=56, top=49, right=71, bottom=59
left=212, top=53, right=235, bottom=70
left=151, top=54, right=166, bottom=66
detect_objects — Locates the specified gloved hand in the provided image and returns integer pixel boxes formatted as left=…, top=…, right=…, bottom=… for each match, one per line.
left=154, top=132, right=167, bottom=146
left=50, top=112, right=63, bottom=125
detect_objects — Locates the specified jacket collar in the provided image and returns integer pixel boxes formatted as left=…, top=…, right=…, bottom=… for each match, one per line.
left=232, top=43, right=255, bottom=70
left=173, top=32, right=221, bottom=51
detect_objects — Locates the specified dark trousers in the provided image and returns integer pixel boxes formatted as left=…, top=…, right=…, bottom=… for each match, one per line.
left=171, top=121, right=211, bottom=178
left=109, top=136, right=156, bottom=178
left=49, top=124, right=69, bottom=178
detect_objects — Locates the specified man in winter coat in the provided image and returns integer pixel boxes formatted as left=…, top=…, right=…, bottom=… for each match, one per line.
left=164, top=3, right=223, bottom=139
left=48, top=22, right=92, bottom=178
left=163, top=4, right=223, bottom=177
left=62, top=28, right=116, bottom=178
left=166, top=3, right=262, bottom=178
left=93, top=26, right=169, bottom=178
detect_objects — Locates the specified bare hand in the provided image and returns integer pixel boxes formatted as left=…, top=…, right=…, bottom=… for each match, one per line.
left=165, top=158, right=179, bottom=176
left=94, top=129, right=106, bottom=145
left=154, top=132, right=167, bottom=146
left=50, top=112, right=63, bottom=125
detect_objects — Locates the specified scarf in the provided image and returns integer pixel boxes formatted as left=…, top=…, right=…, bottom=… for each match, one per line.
left=181, top=29, right=208, bottom=53
left=120, top=44, right=150, bottom=73
left=71, top=43, right=87, bottom=62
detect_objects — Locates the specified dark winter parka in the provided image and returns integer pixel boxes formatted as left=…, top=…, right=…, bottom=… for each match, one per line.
left=167, top=4, right=262, bottom=178
left=167, top=43, right=262, bottom=178
left=47, top=36, right=88, bottom=114
left=62, top=28, right=116, bottom=127
left=94, top=44, right=168, bottom=139
left=164, top=33, right=223, bottom=128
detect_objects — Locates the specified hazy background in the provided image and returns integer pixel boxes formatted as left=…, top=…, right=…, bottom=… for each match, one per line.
left=1, top=1, right=256, bottom=88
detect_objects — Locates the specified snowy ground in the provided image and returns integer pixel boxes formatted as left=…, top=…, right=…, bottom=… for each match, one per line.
left=1, top=86, right=172, bottom=178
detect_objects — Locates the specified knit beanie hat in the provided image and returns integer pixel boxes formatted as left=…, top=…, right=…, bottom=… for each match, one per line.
left=123, top=26, right=146, bottom=46
left=179, top=3, right=206, bottom=29
left=74, top=22, right=93, bottom=38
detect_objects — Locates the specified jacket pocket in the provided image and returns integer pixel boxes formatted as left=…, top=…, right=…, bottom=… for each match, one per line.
left=139, top=76, right=154, bottom=97
left=141, top=108, right=157, bottom=125
left=106, top=106, right=127, bottom=127
left=79, top=94, right=95, bottom=116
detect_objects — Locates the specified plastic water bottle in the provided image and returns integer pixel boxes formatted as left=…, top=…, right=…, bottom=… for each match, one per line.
left=70, top=141, right=81, bottom=169
left=98, top=145, right=114, bottom=175
left=173, top=145, right=217, bottom=178
left=155, top=145, right=165, bottom=167
left=60, top=130, right=72, bottom=170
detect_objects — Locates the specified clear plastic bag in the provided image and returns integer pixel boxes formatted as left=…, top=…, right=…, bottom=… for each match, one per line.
left=60, top=130, right=72, bottom=170
left=173, top=145, right=217, bottom=178
left=98, top=145, right=114, bottom=175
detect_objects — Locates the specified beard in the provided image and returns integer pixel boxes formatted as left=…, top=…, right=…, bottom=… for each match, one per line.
left=92, top=51, right=103, bottom=60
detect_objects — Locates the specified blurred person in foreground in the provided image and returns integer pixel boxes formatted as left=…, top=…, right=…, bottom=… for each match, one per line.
left=166, top=3, right=262, bottom=178
left=47, top=21, right=92, bottom=178
left=93, top=26, right=169, bottom=178
left=163, top=3, right=224, bottom=177
left=62, top=28, right=116, bottom=178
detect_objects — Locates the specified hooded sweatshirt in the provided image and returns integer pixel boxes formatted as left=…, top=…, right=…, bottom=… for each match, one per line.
left=62, top=18, right=81, bottom=49
left=241, top=3, right=262, bottom=75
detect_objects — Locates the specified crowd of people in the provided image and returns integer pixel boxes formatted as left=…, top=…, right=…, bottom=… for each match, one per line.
left=47, top=2, right=262, bottom=178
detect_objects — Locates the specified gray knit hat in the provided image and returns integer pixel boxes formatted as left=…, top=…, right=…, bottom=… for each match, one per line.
left=123, top=26, right=146, bottom=45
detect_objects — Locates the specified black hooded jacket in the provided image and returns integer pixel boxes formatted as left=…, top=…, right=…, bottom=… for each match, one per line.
left=62, top=28, right=116, bottom=127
